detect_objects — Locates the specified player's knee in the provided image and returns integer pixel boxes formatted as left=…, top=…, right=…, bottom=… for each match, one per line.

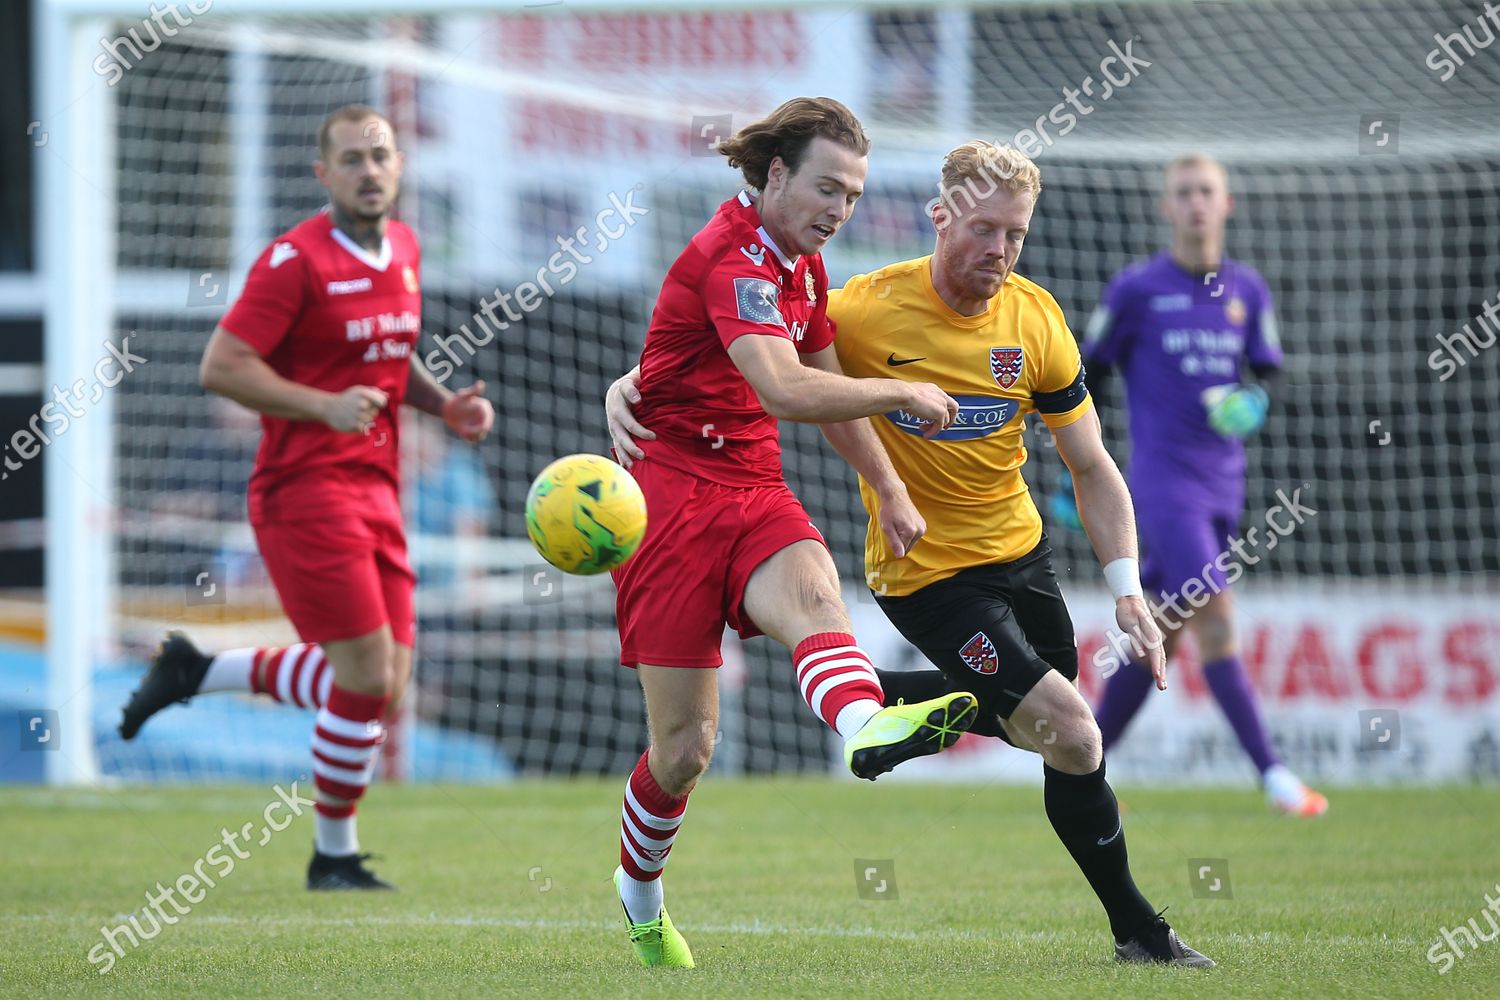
left=342, top=634, right=397, bottom=695
left=1047, top=729, right=1102, bottom=774
left=1039, top=705, right=1102, bottom=774
left=802, top=584, right=850, bottom=633
left=390, top=652, right=413, bottom=698
left=656, top=731, right=714, bottom=794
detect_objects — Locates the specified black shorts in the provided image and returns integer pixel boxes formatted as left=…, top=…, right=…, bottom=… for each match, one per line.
left=874, top=536, right=1078, bottom=720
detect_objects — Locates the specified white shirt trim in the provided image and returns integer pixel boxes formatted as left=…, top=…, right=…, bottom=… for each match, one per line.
left=756, top=225, right=799, bottom=271
left=329, top=225, right=392, bottom=272
left=737, top=190, right=800, bottom=271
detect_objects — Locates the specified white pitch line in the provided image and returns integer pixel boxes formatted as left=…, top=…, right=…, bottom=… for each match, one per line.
left=1, top=912, right=1421, bottom=947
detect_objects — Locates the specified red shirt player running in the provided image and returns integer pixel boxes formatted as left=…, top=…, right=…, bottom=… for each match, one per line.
left=599, top=97, right=975, bottom=969
left=119, top=105, right=494, bottom=890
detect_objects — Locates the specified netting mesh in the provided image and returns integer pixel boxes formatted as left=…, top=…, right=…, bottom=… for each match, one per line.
left=100, top=1, right=1499, bottom=782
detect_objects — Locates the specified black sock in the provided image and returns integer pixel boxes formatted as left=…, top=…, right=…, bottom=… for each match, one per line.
left=873, top=667, right=1006, bottom=739
left=1042, top=759, right=1156, bottom=940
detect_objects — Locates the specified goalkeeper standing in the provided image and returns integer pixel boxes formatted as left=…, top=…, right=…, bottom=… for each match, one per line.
left=1081, top=153, right=1326, bottom=817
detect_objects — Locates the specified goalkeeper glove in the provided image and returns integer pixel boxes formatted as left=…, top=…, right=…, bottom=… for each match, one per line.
left=1202, top=383, right=1269, bottom=438
left=1046, top=469, right=1086, bottom=534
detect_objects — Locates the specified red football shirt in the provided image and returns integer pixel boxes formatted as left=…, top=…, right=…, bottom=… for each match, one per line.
left=634, top=191, right=835, bottom=487
left=220, top=211, right=422, bottom=523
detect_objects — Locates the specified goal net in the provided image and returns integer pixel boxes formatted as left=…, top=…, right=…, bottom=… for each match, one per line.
left=49, top=0, right=1499, bottom=786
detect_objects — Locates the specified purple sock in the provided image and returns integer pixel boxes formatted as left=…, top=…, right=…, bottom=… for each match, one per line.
left=1094, top=662, right=1156, bottom=752
left=1202, top=655, right=1281, bottom=774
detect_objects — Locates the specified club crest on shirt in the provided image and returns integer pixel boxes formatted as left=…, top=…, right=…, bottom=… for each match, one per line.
left=1225, top=296, right=1247, bottom=325
left=959, top=631, right=999, bottom=675
left=403, top=264, right=419, bottom=294
left=990, top=347, right=1024, bottom=390
left=804, top=270, right=817, bottom=305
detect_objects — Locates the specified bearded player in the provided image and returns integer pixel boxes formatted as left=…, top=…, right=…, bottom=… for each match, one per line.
left=118, top=105, right=495, bottom=888
left=1080, top=154, right=1326, bottom=818
left=599, top=97, right=977, bottom=969
left=611, top=141, right=1213, bottom=966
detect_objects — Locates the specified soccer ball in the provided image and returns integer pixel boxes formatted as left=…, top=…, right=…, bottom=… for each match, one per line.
left=524, top=454, right=647, bottom=575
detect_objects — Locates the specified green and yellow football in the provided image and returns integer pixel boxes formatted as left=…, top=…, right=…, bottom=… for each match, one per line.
left=524, top=453, right=647, bottom=575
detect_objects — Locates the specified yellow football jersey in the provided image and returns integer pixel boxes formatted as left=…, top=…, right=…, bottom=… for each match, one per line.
left=829, top=255, right=1092, bottom=596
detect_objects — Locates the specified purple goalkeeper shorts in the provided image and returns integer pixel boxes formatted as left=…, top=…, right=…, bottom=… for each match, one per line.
left=1134, top=497, right=1242, bottom=602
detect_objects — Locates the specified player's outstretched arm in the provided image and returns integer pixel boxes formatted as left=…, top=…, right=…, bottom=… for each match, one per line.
left=200, top=325, right=386, bottom=432
left=726, top=334, right=958, bottom=434
left=802, top=346, right=924, bottom=558
left=604, top=365, right=654, bottom=468
left=1052, top=407, right=1167, bottom=688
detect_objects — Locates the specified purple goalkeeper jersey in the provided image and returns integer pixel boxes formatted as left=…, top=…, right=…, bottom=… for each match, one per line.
left=1082, top=252, right=1282, bottom=508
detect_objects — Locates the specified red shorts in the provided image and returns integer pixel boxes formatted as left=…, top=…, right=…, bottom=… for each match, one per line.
left=253, top=482, right=416, bottom=647
left=611, top=458, right=826, bottom=668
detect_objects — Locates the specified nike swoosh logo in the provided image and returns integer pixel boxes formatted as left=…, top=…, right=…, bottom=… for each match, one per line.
left=1097, top=822, right=1123, bottom=846
left=886, top=353, right=926, bottom=367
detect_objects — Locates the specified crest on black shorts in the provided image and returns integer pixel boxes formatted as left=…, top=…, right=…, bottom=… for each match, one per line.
left=959, top=631, right=999, bottom=675
left=991, top=347, right=1024, bottom=390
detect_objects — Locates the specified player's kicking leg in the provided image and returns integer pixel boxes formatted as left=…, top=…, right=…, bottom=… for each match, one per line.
left=740, top=540, right=978, bottom=780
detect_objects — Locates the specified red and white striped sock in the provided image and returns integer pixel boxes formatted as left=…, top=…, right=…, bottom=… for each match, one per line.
left=794, top=632, right=886, bottom=739
left=197, top=647, right=257, bottom=693
left=617, top=750, right=687, bottom=923
left=246, top=644, right=333, bottom=709
left=311, top=685, right=389, bottom=857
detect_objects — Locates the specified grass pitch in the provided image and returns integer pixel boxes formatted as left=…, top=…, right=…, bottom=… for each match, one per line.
left=2, top=780, right=1496, bottom=998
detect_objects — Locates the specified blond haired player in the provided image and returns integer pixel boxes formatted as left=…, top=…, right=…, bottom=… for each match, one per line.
left=610, top=141, right=1213, bottom=967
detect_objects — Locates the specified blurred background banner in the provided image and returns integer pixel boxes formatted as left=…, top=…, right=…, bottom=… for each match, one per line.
left=3, top=0, right=1496, bottom=786
left=853, top=585, right=1500, bottom=786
